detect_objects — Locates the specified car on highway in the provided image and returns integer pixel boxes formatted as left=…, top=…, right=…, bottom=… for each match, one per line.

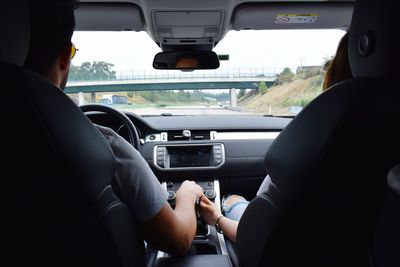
left=2, top=0, right=399, bottom=266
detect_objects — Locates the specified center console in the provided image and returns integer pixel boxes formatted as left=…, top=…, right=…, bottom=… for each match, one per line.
left=165, top=180, right=216, bottom=239
left=153, top=143, right=230, bottom=266
left=159, top=179, right=227, bottom=257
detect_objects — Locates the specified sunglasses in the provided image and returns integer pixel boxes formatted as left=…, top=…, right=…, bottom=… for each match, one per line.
left=71, top=43, right=78, bottom=59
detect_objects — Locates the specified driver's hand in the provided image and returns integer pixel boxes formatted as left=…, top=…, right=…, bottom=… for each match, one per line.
left=176, top=180, right=203, bottom=203
left=199, top=196, right=222, bottom=226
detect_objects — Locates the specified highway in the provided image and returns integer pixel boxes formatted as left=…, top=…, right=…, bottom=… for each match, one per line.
left=119, top=105, right=257, bottom=116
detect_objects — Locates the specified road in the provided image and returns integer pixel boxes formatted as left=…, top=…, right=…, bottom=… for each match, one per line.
left=120, top=105, right=257, bottom=116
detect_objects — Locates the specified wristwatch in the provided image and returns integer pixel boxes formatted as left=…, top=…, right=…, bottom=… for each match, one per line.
left=215, top=215, right=224, bottom=234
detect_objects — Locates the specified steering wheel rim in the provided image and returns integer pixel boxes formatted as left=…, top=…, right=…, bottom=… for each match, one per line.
left=80, top=104, right=140, bottom=150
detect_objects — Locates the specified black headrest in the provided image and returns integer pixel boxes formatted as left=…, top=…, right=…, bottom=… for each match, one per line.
left=0, top=0, right=30, bottom=66
left=388, top=164, right=400, bottom=196
left=349, top=0, right=395, bottom=79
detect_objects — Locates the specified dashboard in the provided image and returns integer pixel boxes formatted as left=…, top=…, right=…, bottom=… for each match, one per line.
left=87, top=112, right=291, bottom=183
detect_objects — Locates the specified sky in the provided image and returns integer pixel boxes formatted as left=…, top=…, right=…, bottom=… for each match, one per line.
left=71, top=29, right=346, bottom=75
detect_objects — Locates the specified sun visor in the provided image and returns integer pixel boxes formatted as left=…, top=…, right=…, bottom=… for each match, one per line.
left=75, top=3, right=143, bottom=31
left=232, top=3, right=353, bottom=30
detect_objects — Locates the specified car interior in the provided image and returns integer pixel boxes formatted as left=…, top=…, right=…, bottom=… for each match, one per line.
left=1, top=0, right=399, bottom=266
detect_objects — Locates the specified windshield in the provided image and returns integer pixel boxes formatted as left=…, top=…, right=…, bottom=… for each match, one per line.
left=68, top=29, right=346, bottom=116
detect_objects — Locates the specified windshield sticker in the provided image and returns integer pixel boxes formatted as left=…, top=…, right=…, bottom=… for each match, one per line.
left=275, top=13, right=318, bottom=24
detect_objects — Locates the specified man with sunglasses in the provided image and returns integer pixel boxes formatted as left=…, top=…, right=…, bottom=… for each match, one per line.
left=71, top=43, right=78, bottom=59
left=23, top=0, right=204, bottom=256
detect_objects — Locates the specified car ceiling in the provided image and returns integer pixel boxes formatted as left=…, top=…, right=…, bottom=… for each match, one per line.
left=76, top=0, right=355, bottom=51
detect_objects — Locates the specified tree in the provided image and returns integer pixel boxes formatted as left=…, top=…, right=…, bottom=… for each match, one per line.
left=238, top=89, right=246, bottom=99
left=69, top=61, right=117, bottom=81
left=274, top=67, right=294, bottom=85
left=259, top=81, right=268, bottom=95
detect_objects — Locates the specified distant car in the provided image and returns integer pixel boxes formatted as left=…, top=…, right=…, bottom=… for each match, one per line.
left=99, top=95, right=128, bottom=105
left=99, top=98, right=112, bottom=105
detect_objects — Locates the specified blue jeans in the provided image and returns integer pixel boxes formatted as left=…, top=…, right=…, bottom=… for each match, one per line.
left=222, top=196, right=249, bottom=222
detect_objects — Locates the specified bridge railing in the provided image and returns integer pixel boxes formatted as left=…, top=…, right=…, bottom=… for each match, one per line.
left=115, top=67, right=279, bottom=80
left=68, top=67, right=280, bottom=84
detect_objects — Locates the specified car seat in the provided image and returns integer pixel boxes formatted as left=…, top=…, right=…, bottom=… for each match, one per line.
left=236, top=0, right=400, bottom=266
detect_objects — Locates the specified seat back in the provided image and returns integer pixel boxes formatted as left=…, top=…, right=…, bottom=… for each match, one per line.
left=0, top=1, right=145, bottom=266
left=372, top=165, right=400, bottom=267
left=236, top=0, right=400, bottom=266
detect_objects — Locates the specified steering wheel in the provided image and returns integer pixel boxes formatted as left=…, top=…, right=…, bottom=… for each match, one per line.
left=80, top=104, right=140, bottom=150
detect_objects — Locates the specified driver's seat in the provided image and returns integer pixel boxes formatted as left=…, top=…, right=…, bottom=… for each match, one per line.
left=0, top=1, right=145, bottom=266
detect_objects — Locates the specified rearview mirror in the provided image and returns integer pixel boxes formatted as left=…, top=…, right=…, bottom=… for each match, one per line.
left=153, top=51, right=220, bottom=70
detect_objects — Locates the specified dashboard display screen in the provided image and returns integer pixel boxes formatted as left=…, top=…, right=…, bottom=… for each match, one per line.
left=168, top=146, right=212, bottom=168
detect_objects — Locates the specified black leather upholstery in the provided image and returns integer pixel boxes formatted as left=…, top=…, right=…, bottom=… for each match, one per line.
left=349, top=0, right=395, bottom=79
left=388, top=165, right=400, bottom=196
left=0, top=0, right=30, bottom=65
left=372, top=165, right=400, bottom=267
left=156, top=255, right=232, bottom=267
left=236, top=0, right=400, bottom=266
left=0, top=1, right=145, bottom=266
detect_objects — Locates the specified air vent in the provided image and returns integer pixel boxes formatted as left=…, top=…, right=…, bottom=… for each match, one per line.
left=167, top=130, right=211, bottom=141
left=168, top=131, right=185, bottom=141
left=192, top=131, right=211, bottom=140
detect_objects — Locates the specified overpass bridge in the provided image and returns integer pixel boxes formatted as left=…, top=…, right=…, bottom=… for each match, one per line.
left=65, top=68, right=277, bottom=107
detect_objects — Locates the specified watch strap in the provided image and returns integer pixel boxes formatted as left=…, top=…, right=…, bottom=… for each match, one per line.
left=215, top=215, right=224, bottom=234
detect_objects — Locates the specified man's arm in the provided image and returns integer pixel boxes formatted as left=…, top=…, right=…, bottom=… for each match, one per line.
left=94, top=127, right=203, bottom=255
left=141, top=181, right=203, bottom=255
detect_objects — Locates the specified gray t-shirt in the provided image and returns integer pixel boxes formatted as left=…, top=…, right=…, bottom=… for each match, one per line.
left=96, top=125, right=168, bottom=223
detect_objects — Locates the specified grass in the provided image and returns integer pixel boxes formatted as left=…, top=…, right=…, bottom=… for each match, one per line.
left=239, top=74, right=324, bottom=115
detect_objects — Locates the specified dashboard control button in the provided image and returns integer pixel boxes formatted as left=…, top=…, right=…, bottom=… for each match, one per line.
left=213, top=147, right=222, bottom=151
left=205, top=190, right=216, bottom=200
left=214, top=159, right=222, bottom=165
left=167, top=182, right=174, bottom=188
left=157, top=161, right=165, bottom=167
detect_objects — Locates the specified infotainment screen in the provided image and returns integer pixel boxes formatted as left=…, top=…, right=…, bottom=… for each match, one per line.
left=168, top=145, right=212, bottom=168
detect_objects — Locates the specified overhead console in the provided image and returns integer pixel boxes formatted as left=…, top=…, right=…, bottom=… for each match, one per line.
left=154, top=143, right=225, bottom=170
left=151, top=10, right=225, bottom=50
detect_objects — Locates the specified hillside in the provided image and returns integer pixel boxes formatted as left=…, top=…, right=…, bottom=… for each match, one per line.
left=239, top=74, right=323, bottom=115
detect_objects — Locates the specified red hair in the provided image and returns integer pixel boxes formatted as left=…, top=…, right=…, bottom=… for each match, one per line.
left=322, top=32, right=353, bottom=91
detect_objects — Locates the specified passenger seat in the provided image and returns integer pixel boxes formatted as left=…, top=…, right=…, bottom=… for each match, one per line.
left=372, top=164, right=400, bottom=267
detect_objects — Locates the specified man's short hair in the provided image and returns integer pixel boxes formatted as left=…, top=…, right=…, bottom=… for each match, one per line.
left=24, top=0, right=79, bottom=75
